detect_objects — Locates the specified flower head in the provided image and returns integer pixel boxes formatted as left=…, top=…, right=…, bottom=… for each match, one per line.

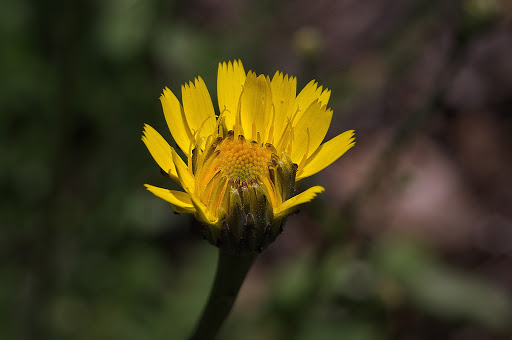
left=143, top=60, right=354, bottom=254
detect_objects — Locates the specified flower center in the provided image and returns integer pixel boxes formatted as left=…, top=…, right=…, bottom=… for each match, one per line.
left=216, top=135, right=273, bottom=181
left=191, top=131, right=299, bottom=254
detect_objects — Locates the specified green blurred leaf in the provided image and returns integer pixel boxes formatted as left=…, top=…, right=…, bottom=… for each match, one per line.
left=372, top=237, right=512, bottom=331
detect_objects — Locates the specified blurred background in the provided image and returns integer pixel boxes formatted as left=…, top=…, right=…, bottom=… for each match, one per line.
left=2, top=0, right=512, bottom=339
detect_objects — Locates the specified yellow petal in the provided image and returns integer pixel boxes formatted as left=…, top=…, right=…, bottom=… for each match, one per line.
left=270, top=71, right=297, bottom=143
left=144, top=184, right=195, bottom=214
left=181, top=77, right=217, bottom=142
left=171, top=149, right=218, bottom=225
left=274, top=186, right=325, bottom=219
left=290, top=100, right=333, bottom=163
left=217, top=60, right=246, bottom=130
left=297, top=130, right=355, bottom=181
left=160, top=87, right=193, bottom=156
left=294, top=80, right=331, bottom=124
left=141, top=124, right=179, bottom=182
left=170, top=148, right=195, bottom=193
left=240, top=72, right=272, bottom=141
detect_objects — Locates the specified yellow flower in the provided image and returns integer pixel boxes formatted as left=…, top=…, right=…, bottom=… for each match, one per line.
left=143, top=60, right=354, bottom=254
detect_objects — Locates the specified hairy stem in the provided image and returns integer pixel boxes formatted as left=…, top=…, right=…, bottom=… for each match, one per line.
left=189, top=251, right=257, bottom=340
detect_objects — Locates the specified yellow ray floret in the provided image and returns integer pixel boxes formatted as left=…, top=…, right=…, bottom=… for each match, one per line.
left=297, top=130, right=356, bottom=180
left=274, top=186, right=325, bottom=220
left=142, top=124, right=180, bottom=181
left=217, top=60, right=246, bottom=129
left=145, top=184, right=195, bottom=214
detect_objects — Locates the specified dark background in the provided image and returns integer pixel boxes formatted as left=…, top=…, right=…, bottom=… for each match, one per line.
left=2, top=0, right=512, bottom=339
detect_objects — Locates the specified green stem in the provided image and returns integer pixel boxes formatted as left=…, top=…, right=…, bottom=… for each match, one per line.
left=189, top=251, right=257, bottom=340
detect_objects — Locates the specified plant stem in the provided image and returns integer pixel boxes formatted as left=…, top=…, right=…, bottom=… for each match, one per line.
left=189, top=251, right=257, bottom=340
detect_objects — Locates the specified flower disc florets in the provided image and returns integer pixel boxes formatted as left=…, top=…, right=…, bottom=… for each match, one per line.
left=193, top=131, right=297, bottom=254
left=215, top=133, right=273, bottom=181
